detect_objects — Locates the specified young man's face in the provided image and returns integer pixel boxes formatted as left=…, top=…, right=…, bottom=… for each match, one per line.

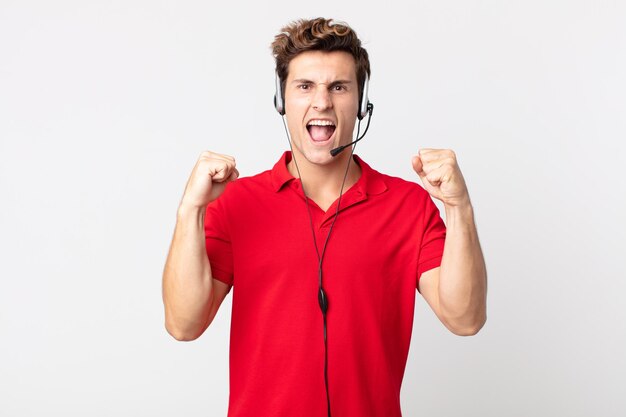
left=283, top=50, right=360, bottom=166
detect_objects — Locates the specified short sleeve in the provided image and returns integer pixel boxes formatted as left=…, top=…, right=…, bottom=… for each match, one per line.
left=416, top=196, right=447, bottom=293
left=204, top=196, right=234, bottom=287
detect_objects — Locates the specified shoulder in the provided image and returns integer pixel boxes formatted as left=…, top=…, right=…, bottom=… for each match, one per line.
left=219, top=167, right=274, bottom=199
left=359, top=159, right=439, bottom=224
left=382, top=172, right=424, bottom=193
left=206, top=167, right=275, bottom=224
left=365, top=162, right=430, bottom=202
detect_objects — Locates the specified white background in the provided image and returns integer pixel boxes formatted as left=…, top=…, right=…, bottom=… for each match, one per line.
left=1, top=1, right=625, bottom=416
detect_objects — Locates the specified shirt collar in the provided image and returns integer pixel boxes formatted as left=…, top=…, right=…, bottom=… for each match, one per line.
left=270, top=150, right=387, bottom=196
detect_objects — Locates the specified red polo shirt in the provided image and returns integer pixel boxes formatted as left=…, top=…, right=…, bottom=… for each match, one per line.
left=204, top=151, right=446, bottom=417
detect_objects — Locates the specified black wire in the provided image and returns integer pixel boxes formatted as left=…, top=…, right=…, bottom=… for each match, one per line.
left=280, top=115, right=363, bottom=417
left=317, top=121, right=360, bottom=417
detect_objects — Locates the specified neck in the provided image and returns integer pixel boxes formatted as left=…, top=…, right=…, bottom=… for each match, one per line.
left=287, top=150, right=362, bottom=199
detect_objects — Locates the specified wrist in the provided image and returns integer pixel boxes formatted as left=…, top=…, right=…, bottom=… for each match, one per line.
left=177, top=201, right=206, bottom=220
left=444, top=201, right=474, bottom=225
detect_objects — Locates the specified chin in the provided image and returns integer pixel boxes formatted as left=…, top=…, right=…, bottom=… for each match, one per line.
left=300, top=147, right=334, bottom=165
left=290, top=139, right=331, bottom=166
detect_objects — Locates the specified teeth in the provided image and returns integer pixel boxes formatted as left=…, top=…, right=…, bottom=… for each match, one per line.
left=307, top=120, right=335, bottom=126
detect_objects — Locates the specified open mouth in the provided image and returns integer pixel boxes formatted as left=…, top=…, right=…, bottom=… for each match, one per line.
left=306, top=120, right=336, bottom=143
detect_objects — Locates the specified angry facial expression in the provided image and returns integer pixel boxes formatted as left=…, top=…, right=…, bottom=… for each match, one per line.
left=283, top=50, right=360, bottom=166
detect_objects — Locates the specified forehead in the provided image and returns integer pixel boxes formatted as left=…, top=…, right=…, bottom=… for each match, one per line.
left=287, top=50, right=357, bottom=82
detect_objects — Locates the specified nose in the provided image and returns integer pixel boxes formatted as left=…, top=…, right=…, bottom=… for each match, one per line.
left=310, top=85, right=332, bottom=111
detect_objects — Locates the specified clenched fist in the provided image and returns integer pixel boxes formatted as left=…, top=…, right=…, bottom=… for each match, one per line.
left=179, top=151, right=239, bottom=210
left=411, top=148, right=470, bottom=208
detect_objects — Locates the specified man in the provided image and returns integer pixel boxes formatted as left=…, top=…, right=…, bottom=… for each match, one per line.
left=162, top=17, right=487, bottom=417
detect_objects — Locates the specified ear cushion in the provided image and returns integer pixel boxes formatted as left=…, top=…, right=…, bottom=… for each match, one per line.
left=274, top=73, right=285, bottom=115
left=358, top=74, right=370, bottom=120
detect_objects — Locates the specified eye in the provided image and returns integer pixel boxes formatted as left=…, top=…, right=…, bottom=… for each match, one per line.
left=297, top=84, right=311, bottom=90
left=332, top=85, right=346, bottom=91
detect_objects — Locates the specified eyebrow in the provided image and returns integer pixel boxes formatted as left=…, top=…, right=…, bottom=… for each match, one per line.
left=291, top=79, right=353, bottom=87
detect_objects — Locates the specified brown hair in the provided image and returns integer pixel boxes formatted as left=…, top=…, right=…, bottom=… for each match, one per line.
left=270, top=17, right=371, bottom=99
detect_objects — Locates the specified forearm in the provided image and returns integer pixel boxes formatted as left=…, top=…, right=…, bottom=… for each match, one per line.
left=162, top=204, right=214, bottom=340
left=439, top=203, right=487, bottom=335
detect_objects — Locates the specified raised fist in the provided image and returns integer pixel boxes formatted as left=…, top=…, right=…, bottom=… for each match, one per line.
left=179, top=151, right=239, bottom=209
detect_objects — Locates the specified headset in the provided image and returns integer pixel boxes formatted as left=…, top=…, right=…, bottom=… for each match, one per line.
left=273, top=69, right=374, bottom=417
